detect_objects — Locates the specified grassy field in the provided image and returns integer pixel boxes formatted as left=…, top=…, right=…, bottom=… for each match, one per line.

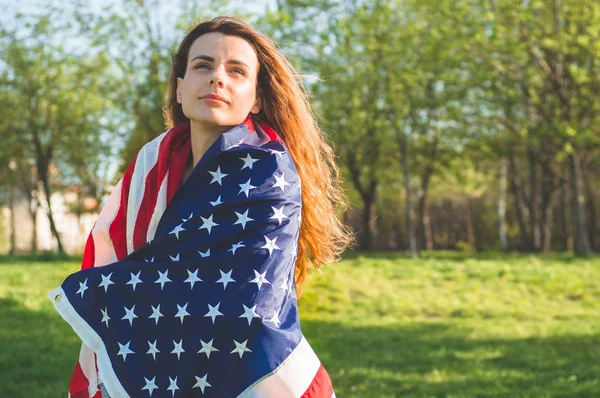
left=0, top=252, right=599, bottom=397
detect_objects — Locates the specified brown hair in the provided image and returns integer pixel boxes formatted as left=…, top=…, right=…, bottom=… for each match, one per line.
left=164, top=16, right=353, bottom=296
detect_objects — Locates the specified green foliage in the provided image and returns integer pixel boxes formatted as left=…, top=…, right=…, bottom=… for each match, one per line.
left=0, top=8, right=122, bottom=207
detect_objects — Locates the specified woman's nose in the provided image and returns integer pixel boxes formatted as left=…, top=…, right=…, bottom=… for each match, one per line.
left=212, top=65, right=226, bottom=88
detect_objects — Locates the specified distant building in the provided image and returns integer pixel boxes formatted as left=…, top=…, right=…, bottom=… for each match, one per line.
left=0, top=186, right=98, bottom=255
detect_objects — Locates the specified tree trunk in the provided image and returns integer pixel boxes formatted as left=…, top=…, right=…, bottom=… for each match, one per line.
left=417, top=142, right=437, bottom=251
left=527, top=148, right=541, bottom=251
left=463, top=196, right=476, bottom=254
left=345, top=150, right=377, bottom=252
left=569, top=153, right=591, bottom=256
left=39, top=172, right=65, bottom=254
left=423, top=204, right=434, bottom=251
left=560, top=175, right=574, bottom=251
left=539, top=163, right=556, bottom=253
left=400, top=136, right=418, bottom=259
left=582, top=170, right=597, bottom=251
left=30, top=196, right=38, bottom=254
left=8, top=186, right=16, bottom=255
left=509, top=156, right=530, bottom=250
left=359, top=196, right=376, bottom=251
left=498, top=158, right=508, bottom=252
left=541, top=191, right=557, bottom=253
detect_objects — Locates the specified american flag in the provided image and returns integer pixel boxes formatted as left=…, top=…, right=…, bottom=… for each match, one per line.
left=49, top=119, right=335, bottom=398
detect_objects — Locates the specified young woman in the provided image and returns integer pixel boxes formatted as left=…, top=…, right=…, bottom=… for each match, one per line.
left=50, top=16, right=352, bottom=398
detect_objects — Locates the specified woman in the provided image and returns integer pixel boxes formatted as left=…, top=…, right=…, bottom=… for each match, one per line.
left=50, top=16, right=352, bottom=398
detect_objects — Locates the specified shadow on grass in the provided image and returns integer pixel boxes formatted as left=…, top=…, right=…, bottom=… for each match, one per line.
left=0, top=297, right=81, bottom=398
left=302, top=319, right=600, bottom=398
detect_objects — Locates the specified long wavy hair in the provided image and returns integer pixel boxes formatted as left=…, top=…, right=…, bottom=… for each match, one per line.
left=164, top=16, right=353, bottom=296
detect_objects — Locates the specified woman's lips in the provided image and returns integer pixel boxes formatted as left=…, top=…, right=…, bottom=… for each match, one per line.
left=202, top=93, right=227, bottom=104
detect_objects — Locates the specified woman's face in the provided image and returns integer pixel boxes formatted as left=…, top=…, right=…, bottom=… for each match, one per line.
left=177, top=32, right=261, bottom=130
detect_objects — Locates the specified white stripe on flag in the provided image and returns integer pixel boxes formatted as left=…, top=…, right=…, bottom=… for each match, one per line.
left=238, top=336, right=321, bottom=398
left=93, top=178, right=123, bottom=267
left=126, top=132, right=166, bottom=254
left=79, top=343, right=99, bottom=397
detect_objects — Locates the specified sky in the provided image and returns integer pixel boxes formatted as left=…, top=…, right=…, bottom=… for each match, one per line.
left=0, top=0, right=277, bottom=30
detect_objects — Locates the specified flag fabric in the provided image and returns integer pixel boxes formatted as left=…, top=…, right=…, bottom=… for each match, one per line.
left=49, top=119, right=335, bottom=398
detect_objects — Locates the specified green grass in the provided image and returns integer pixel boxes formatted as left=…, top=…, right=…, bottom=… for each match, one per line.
left=1, top=252, right=599, bottom=397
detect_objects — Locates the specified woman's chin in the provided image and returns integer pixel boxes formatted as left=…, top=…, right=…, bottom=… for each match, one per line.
left=188, top=113, right=245, bottom=130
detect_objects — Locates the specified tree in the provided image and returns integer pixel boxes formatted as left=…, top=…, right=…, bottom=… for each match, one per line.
left=0, top=10, right=121, bottom=253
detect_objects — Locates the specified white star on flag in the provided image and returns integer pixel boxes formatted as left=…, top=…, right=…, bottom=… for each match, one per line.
left=197, top=338, right=219, bottom=359
left=198, top=249, right=211, bottom=258
left=126, top=271, right=143, bottom=291
left=100, top=308, right=110, bottom=327
left=209, top=195, right=223, bottom=206
left=239, top=304, right=261, bottom=326
left=204, top=302, right=223, bottom=324
left=216, top=269, right=236, bottom=290
left=272, top=173, right=290, bottom=192
left=249, top=269, right=271, bottom=290
left=171, top=340, right=185, bottom=360
left=169, top=223, right=185, bottom=239
left=98, top=273, right=114, bottom=293
left=175, top=303, right=190, bottom=324
left=231, top=339, right=252, bottom=358
left=146, top=340, right=160, bottom=360
left=239, top=153, right=259, bottom=170
left=238, top=178, right=257, bottom=197
left=149, top=304, right=163, bottom=325
left=228, top=241, right=245, bottom=255
left=267, top=309, right=282, bottom=328
left=117, top=341, right=134, bottom=361
left=145, top=257, right=154, bottom=263
left=199, top=214, right=218, bottom=234
left=183, top=212, right=194, bottom=222
left=155, top=270, right=172, bottom=290
left=141, top=376, right=158, bottom=396
left=208, top=166, right=228, bottom=185
left=277, top=275, right=290, bottom=296
left=76, top=278, right=88, bottom=297
left=169, top=253, right=180, bottom=262
left=290, top=242, right=298, bottom=257
left=122, top=305, right=138, bottom=326
left=270, top=205, right=288, bottom=225
left=233, top=209, right=254, bottom=229
left=192, top=374, right=212, bottom=394
left=184, top=269, right=202, bottom=288
left=261, top=235, right=281, bottom=257
left=167, top=376, right=179, bottom=397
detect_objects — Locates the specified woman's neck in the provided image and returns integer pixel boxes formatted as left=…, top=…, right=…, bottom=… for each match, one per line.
left=189, top=120, right=228, bottom=167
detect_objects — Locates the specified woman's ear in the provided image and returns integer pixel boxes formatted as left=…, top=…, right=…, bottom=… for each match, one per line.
left=176, top=77, right=183, bottom=104
left=250, top=92, right=262, bottom=115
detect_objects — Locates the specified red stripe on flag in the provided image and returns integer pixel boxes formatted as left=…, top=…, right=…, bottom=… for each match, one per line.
left=108, top=154, right=138, bottom=260
left=258, top=120, right=283, bottom=143
left=80, top=233, right=95, bottom=270
left=166, top=124, right=192, bottom=204
left=301, top=365, right=334, bottom=398
left=133, top=124, right=190, bottom=248
left=69, top=362, right=91, bottom=398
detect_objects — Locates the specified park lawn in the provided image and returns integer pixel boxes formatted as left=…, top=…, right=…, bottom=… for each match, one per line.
left=0, top=252, right=599, bottom=398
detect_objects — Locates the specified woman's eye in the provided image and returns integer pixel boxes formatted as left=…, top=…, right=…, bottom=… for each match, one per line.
left=230, top=68, right=245, bottom=76
left=194, top=63, right=210, bottom=70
